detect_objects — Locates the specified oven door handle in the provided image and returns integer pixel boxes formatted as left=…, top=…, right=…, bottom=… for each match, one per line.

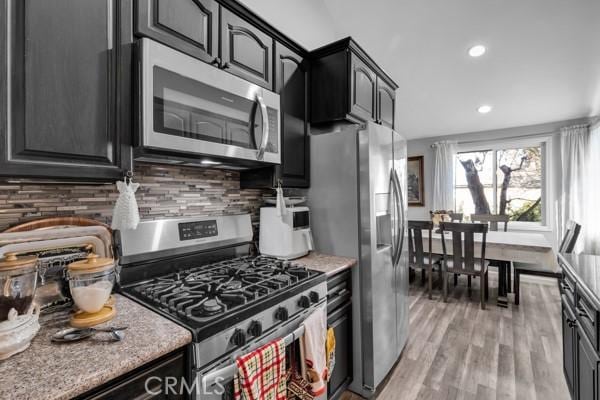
left=256, top=94, right=269, bottom=160
left=201, top=325, right=305, bottom=389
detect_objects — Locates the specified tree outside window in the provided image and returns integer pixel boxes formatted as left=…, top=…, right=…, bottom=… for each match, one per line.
left=454, top=146, right=543, bottom=223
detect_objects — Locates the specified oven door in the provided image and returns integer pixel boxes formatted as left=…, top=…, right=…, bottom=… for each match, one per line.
left=193, top=304, right=327, bottom=400
left=140, top=38, right=280, bottom=165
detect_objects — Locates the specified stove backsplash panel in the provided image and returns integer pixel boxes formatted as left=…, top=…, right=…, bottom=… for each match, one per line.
left=0, top=162, right=270, bottom=231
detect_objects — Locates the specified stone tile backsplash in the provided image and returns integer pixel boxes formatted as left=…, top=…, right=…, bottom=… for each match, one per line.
left=0, top=162, right=270, bottom=231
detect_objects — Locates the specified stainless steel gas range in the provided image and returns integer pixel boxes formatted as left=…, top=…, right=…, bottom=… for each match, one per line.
left=115, top=214, right=327, bottom=399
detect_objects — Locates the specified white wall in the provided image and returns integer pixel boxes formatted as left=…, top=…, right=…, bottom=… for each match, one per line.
left=406, top=117, right=592, bottom=248
left=238, top=0, right=339, bottom=50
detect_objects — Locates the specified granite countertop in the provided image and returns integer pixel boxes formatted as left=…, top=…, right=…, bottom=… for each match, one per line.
left=294, top=252, right=357, bottom=276
left=0, top=294, right=192, bottom=400
left=559, top=253, right=600, bottom=307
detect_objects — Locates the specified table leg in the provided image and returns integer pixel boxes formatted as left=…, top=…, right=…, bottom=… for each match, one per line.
left=497, top=262, right=508, bottom=308
left=506, top=262, right=512, bottom=293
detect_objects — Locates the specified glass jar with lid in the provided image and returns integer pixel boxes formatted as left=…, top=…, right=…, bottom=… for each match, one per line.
left=67, top=253, right=116, bottom=314
left=0, top=253, right=38, bottom=321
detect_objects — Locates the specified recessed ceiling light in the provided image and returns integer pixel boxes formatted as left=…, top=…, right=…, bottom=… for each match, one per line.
left=477, top=105, right=492, bottom=114
left=468, top=45, right=486, bottom=57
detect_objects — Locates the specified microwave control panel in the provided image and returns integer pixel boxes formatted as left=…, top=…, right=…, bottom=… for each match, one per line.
left=178, top=220, right=219, bottom=241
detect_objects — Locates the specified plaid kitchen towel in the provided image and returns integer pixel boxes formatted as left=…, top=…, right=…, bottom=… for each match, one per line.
left=234, top=339, right=287, bottom=400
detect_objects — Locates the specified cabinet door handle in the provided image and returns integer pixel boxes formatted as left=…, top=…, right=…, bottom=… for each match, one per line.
left=561, top=281, right=573, bottom=294
left=567, top=318, right=577, bottom=328
left=577, top=306, right=594, bottom=322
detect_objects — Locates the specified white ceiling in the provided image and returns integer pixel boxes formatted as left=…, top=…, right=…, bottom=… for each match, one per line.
left=241, top=0, right=600, bottom=139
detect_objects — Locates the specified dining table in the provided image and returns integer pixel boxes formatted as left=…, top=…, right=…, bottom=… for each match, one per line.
left=420, top=230, right=556, bottom=307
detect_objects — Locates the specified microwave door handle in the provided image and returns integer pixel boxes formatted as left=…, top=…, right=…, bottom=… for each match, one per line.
left=256, top=95, right=269, bottom=160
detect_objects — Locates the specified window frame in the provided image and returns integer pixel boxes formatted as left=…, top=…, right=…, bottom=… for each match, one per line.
left=455, top=136, right=552, bottom=229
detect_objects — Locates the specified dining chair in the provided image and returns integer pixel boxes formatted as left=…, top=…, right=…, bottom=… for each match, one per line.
left=439, top=222, right=489, bottom=309
left=470, top=214, right=510, bottom=232
left=429, top=211, right=461, bottom=284
left=408, top=220, right=442, bottom=299
left=513, top=220, right=581, bottom=305
left=471, top=213, right=512, bottom=291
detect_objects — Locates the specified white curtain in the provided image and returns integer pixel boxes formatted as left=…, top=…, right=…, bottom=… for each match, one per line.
left=583, top=122, right=600, bottom=254
left=560, top=123, right=600, bottom=254
left=432, top=141, right=457, bottom=211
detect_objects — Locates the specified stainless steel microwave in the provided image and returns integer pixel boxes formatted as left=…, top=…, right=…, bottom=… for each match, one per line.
left=137, top=38, right=281, bottom=167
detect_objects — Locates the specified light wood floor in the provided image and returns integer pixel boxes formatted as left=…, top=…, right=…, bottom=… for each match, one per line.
left=342, top=275, right=570, bottom=400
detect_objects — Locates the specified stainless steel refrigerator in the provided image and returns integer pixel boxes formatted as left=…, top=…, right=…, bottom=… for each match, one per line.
left=307, top=121, right=408, bottom=398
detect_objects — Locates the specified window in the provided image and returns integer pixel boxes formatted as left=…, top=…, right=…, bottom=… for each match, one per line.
left=454, top=142, right=545, bottom=226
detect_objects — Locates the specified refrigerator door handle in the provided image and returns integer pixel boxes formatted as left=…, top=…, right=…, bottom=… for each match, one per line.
left=389, top=172, right=397, bottom=262
left=392, top=170, right=405, bottom=267
left=391, top=170, right=402, bottom=267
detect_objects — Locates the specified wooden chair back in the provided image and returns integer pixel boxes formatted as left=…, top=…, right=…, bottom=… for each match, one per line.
left=439, top=222, right=488, bottom=275
left=559, top=220, right=582, bottom=254
left=408, top=220, right=433, bottom=268
left=470, top=214, right=509, bottom=232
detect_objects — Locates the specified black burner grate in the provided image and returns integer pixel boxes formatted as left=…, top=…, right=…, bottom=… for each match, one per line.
left=128, top=256, right=316, bottom=322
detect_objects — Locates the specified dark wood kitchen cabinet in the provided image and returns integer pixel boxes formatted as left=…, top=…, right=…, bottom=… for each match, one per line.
left=564, top=298, right=577, bottom=397
left=0, top=0, right=132, bottom=180
left=560, top=254, right=600, bottom=400
left=76, top=348, right=188, bottom=400
left=241, top=42, right=310, bottom=188
left=349, top=54, right=377, bottom=123
left=577, top=324, right=600, bottom=400
left=219, top=7, right=273, bottom=90
left=136, top=1, right=300, bottom=92
left=377, top=77, right=396, bottom=129
left=136, top=0, right=219, bottom=65
left=311, top=37, right=398, bottom=130
left=327, top=270, right=353, bottom=400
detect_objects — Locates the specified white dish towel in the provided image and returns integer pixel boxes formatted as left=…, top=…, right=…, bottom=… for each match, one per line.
left=111, top=180, right=140, bottom=230
left=301, top=305, right=328, bottom=397
left=275, top=183, right=287, bottom=218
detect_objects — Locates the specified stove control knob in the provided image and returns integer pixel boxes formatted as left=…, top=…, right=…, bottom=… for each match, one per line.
left=230, top=329, right=247, bottom=346
left=298, top=295, right=311, bottom=309
left=247, top=320, right=263, bottom=337
left=275, top=307, right=289, bottom=321
left=309, top=291, right=320, bottom=304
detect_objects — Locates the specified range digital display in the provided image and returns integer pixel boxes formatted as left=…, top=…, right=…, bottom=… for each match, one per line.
left=178, top=220, right=218, bottom=241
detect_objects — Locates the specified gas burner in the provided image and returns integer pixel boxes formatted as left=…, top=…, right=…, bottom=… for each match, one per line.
left=202, top=299, right=223, bottom=313
left=126, top=255, right=319, bottom=323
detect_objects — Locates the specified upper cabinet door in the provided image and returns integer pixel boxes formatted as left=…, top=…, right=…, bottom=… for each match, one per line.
left=349, top=54, right=376, bottom=122
left=136, top=0, right=218, bottom=64
left=377, top=78, right=396, bottom=129
left=275, top=43, right=309, bottom=187
left=220, top=8, right=273, bottom=90
left=0, top=0, right=131, bottom=180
